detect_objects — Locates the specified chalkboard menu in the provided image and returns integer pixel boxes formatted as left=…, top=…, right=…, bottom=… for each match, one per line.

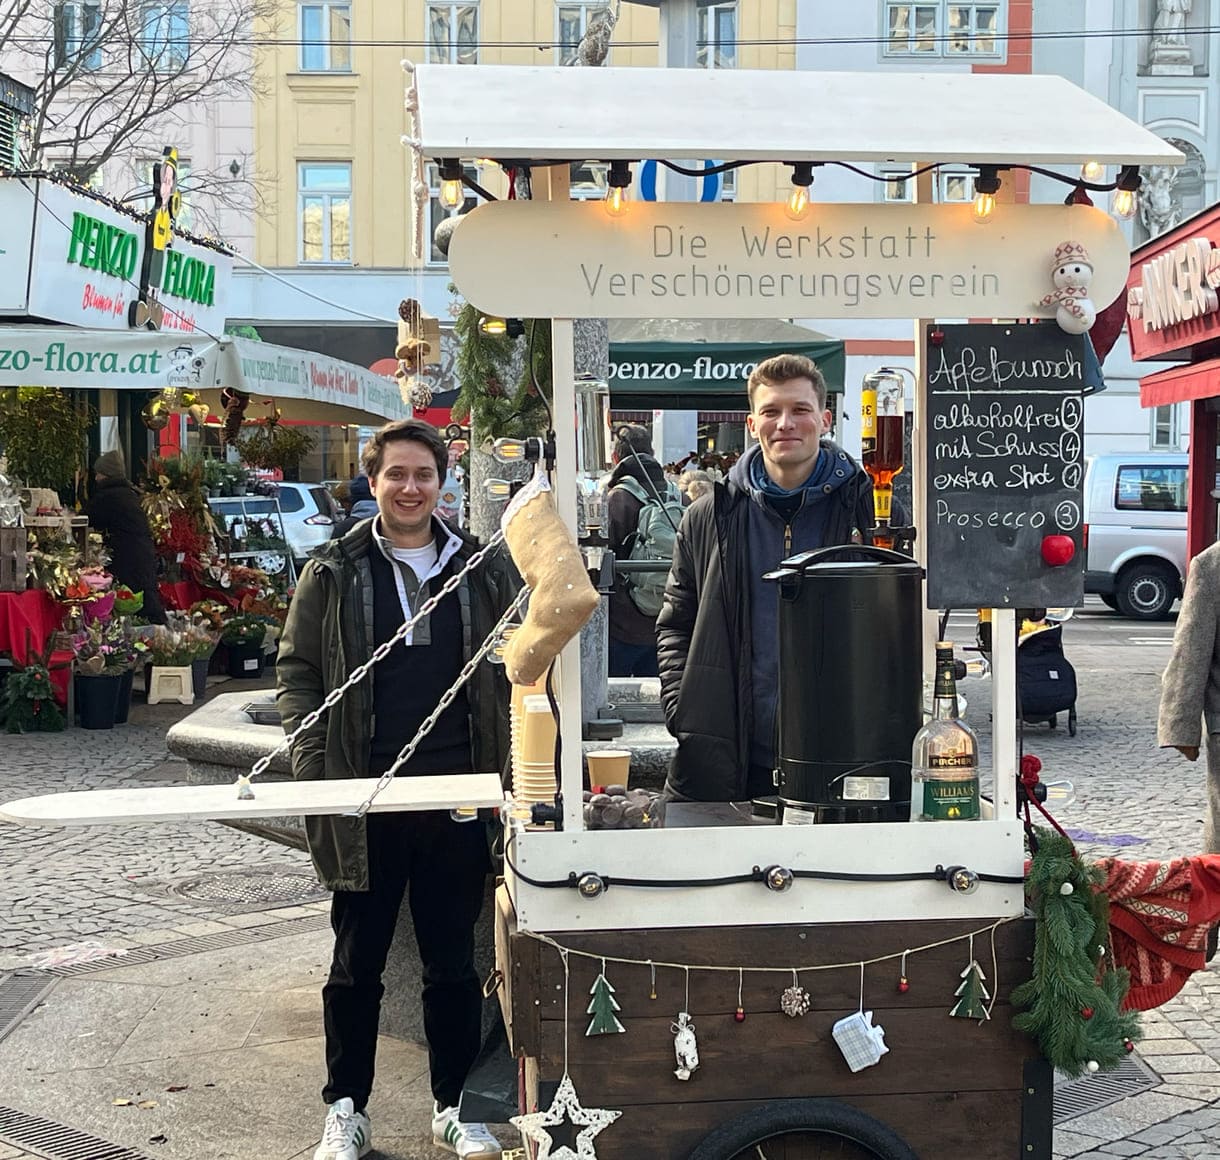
left=925, top=322, right=1086, bottom=610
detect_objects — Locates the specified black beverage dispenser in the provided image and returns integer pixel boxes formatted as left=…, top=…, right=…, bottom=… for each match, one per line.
left=765, top=545, right=923, bottom=823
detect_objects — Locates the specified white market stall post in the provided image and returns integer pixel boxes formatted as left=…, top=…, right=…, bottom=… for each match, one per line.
left=413, top=62, right=1181, bottom=937
left=549, top=318, right=587, bottom=833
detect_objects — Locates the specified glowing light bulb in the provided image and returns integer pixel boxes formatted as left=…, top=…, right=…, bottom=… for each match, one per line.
left=1111, top=187, right=1137, bottom=220
left=439, top=178, right=464, bottom=210
left=604, top=184, right=628, bottom=217
left=479, top=316, right=507, bottom=337
left=972, top=191, right=996, bottom=224
left=1081, top=160, right=1104, bottom=181
left=785, top=185, right=811, bottom=221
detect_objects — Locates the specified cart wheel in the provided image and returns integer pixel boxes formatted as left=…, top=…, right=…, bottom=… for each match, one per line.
left=687, top=1099, right=919, bottom=1160
left=1068, top=707, right=1078, bottom=737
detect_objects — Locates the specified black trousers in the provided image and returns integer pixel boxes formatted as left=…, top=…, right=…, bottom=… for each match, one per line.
left=322, top=810, right=490, bottom=1112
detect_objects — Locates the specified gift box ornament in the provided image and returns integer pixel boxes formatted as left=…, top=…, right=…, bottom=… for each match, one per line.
left=831, top=1009, right=889, bottom=1073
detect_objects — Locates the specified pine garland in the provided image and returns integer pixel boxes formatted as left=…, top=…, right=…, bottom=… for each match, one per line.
left=1011, top=828, right=1141, bottom=1076
left=452, top=304, right=552, bottom=439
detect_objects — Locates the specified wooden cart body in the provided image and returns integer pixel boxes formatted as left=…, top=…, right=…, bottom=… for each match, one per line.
left=404, top=62, right=1178, bottom=1159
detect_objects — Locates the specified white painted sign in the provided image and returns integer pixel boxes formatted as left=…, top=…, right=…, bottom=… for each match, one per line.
left=9, top=179, right=233, bottom=335
left=0, top=327, right=412, bottom=425
left=0, top=180, right=35, bottom=312
left=1127, top=236, right=1220, bottom=333
left=448, top=200, right=1130, bottom=320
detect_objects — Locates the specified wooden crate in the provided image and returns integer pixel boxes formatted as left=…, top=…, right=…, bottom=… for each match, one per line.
left=0, top=528, right=28, bottom=592
left=499, top=892, right=1048, bottom=1160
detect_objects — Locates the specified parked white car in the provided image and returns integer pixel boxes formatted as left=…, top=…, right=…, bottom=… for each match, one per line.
left=1083, top=453, right=1187, bottom=620
left=268, top=482, right=340, bottom=565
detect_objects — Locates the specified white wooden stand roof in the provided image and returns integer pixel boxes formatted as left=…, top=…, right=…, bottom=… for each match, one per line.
left=410, top=64, right=1181, bottom=167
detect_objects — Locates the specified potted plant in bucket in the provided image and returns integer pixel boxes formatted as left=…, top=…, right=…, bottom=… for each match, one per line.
left=71, top=622, right=131, bottom=729
left=221, top=613, right=267, bottom=678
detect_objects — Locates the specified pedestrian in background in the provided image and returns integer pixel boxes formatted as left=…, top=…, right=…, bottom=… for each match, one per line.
left=1159, top=539, right=1220, bottom=854
left=330, top=474, right=379, bottom=539
left=88, top=450, right=167, bottom=625
left=605, top=424, right=677, bottom=677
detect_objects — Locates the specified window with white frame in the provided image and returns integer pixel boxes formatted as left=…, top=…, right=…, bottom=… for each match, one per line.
left=881, top=168, right=914, bottom=202
left=300, top=2, right=351, bottom=71
left=938, top=170, right=972, bottom=203
left=718, top=166, right=736, bottom=202
left=299, top=163, right=352, bottom=264
left=427, top=3, right=479, bottom=65
left=569, top=161, right=608, bottom=201
left=697, top=2, right=737, bottom=68
left=556, top=3, right=609, bottom=66
left=884, top=3, right=1002, bottom=58
left=140, top=1, right=189, bottom=67
left=426, top=161, right=480, bottom=264
left=54, top=2, right=102, bottom=70
left=1151, top=404, right=1180, bottom=450
left=878, top=166, right=973, bottom=203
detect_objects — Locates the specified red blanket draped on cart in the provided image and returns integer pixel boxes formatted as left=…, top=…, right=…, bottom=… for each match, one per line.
left=0, top=590, right=70, bottom=706
left=1095, top=855, right=1220, bottom=1011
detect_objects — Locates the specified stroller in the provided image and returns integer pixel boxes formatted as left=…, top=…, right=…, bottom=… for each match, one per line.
left=973, top=609, right=1079, bottom=737
left=1017, top=617, right=1078, bottom=736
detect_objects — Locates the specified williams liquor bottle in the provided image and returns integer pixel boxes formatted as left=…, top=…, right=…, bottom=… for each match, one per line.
left=910, top=642, right=980, bottom=821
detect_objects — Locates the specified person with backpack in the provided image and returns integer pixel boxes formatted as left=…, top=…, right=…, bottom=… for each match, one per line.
left=606, top=424, right=684, bottom=677
left=656, top=354, right=874, bottom=801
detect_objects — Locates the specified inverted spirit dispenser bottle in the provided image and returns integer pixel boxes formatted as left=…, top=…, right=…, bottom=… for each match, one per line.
left=860, top=368, right=907, bottom=549
left=766, top=545, right=923, bottom=823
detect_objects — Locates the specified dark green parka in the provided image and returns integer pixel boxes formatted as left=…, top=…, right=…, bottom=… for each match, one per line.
left=275, top=517, right=516, bottom=891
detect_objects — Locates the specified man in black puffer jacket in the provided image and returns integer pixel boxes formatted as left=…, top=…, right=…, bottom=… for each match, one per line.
left=656, top=354, right=873, bottom=802
left=88, top=450, right=167, bottom=624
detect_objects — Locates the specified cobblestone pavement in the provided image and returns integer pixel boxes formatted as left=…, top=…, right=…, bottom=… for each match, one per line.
left=0, top=681, right=312, bottom=967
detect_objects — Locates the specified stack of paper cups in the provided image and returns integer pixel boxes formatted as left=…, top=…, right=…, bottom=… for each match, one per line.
left=513, top=692, right=557, bottom=806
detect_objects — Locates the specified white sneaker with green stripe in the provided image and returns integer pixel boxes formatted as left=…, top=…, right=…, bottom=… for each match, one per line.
left=431, top=1103, right=502, bottom=1158
left=313, top=1097, right=372, bottom=1160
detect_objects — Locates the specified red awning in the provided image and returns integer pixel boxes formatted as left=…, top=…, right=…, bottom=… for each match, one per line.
left=1139, top=360, right=1220, bottom=408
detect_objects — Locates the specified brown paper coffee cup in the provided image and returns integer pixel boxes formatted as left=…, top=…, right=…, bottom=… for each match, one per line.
left=586, top=749, right=631, bottom=787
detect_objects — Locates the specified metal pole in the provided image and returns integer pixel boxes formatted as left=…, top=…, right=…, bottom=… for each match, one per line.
left=656, top=0, right=700, bottom=203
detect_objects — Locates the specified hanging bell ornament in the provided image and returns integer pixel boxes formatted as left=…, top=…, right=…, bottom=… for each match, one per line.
left=141, top=398, right=169, bottom=431
left=897, top=976, right=910, bottom=994
left=734, top=1007, right=745, bottom=1023
left=1124, top=1039, right=1135, bottom=1053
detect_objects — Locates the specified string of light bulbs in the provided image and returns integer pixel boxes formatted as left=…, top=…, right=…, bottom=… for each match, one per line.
left=436, top=155, right=1147, bottom=226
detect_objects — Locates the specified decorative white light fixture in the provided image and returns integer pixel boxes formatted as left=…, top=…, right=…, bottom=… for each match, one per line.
left=604, top=160, right=632, bottom=218
left=972, top=166, right=1001, bottom=224
left=438, top=158, right=464, bottom=210
left=1111, top=165, right=1140, bottom=220
left=784, top=162, right=815, bottom=222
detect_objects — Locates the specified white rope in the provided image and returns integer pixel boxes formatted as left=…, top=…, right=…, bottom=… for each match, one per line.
left=347, top=585, right=530, bottom=817
left=241, top=531, right=507, bottom=786
left=525, top=918, right=1017, bottom=977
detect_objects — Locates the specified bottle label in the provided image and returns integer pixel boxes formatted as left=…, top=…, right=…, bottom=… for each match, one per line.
left=861, top=389, right=877, bottom=450
left=920, top=775, right=980, bottom=821
left=874, top=487, right=893, bottom=521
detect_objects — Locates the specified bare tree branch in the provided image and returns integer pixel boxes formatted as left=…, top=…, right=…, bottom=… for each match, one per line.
left=2, top=0, right=277, bottom=239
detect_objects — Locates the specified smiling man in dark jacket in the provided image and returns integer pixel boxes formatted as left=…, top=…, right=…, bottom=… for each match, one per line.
left=656, top=354, right=873, bottom=802
left=277, top=418, right=512, bottom=1160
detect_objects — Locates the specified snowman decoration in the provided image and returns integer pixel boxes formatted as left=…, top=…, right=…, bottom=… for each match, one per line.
left=1037, top=241, right=1096, bottom=335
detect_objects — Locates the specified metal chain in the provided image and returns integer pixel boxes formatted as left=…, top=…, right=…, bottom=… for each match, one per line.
left=347, top=585, right=531, bottom=817
left=242, top=530, right=507, bottom=785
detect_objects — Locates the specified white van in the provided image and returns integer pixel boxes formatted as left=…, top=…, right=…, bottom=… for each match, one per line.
left=1083, top=453, right=1187, bottom=620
